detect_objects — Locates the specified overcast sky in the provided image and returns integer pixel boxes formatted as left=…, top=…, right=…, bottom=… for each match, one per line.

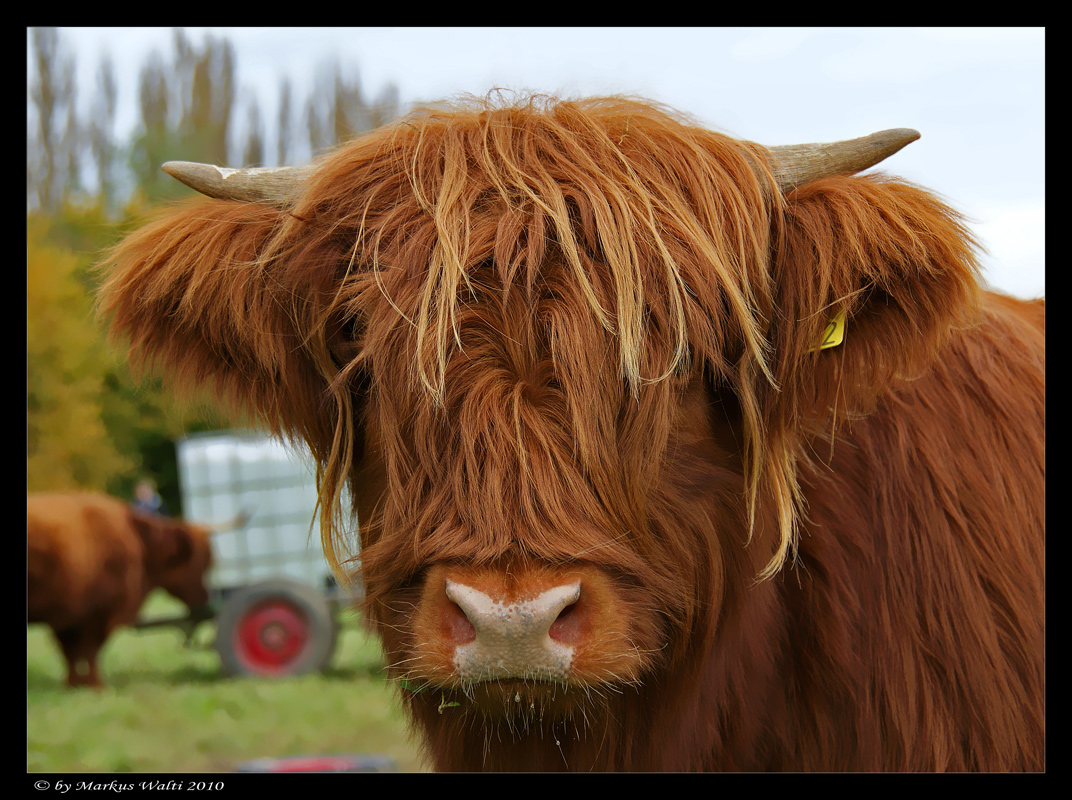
left=50, top=27, right=1045, bottom=298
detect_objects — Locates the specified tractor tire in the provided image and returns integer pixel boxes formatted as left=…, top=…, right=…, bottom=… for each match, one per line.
left=215, top=580, right=338, bottom=677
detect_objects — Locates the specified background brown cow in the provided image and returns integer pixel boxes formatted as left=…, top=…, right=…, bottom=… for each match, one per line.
left=27, top=492, right=214, bottom=688
left=97, top=96, right=1044, bottom=770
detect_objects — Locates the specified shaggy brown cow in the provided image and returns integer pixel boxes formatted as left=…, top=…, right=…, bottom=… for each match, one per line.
left=27, top=492, right=214, bottom=688
left=97, top=95, right=1044, bottom=770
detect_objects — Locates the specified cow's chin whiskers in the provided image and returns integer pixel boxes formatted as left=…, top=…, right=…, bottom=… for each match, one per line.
left=415, top=674, right=633, bottom=732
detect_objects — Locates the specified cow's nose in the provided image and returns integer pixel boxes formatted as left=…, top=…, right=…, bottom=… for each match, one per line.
left=443, top=579, right=583, bottom=681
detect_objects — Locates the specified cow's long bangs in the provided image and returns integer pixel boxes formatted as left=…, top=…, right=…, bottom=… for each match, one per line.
left=295, top=97, right=766, bottom=378
left=292, top=94, right=795, bottom=581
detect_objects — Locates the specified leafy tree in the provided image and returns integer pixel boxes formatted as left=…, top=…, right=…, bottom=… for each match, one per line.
left=87, top=55, right=119, bottom=213
left=27, top=214, right=131, bottom=491
left=27, top=26, right=402, bottom=510
left=242, top=97, right=264, bottom=167
left=27, top=27, right=79, bottom=212
left=277, top=78, right=294, bottom=166
left=27, top=202, right=240, bottom=508
left=129, top=31, right=238, bottom=203
left=305, top=61, right=401, bottom=159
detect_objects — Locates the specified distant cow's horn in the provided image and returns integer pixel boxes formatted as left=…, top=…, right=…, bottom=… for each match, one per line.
left=766, top=128, right=921, bottom=192
left=205, top=510, right=252, bottom=535
left=161, top=161, right=314, bottom=206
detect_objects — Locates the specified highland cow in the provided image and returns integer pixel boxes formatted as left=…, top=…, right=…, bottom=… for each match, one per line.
left=97, top=96, right=1044, bottom=770
left=27, top=492, right=214, bottom=688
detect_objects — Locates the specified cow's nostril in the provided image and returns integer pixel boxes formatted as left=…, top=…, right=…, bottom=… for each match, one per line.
left=548, top=598, right=585, bottom=645
left=444, top=598, right=477, bottom=645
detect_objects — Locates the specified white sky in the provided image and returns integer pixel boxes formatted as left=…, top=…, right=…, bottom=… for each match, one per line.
left=50, top=26, right=1045, bottom=298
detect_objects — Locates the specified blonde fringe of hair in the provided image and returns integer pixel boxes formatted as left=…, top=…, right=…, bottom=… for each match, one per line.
left=300, top=94, right=800, bottom=581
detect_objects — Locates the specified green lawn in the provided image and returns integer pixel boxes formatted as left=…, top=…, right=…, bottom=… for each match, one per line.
left=27, top=591, right=427, bottom=772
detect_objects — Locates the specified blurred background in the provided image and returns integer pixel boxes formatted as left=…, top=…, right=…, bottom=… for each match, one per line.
left=26, top=26, right=1045, bottom=773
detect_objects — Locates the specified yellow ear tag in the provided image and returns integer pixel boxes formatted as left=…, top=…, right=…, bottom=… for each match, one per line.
left=815, top=310, right=847, bottom=351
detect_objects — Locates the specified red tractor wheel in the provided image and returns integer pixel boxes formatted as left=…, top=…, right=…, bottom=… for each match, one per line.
left=215, top=580, right=338, bottom=677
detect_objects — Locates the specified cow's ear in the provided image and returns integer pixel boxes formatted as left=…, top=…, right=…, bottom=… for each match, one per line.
left=767, top=174, right=981, bottom=426
left=97, top=198, right=329, bottom=433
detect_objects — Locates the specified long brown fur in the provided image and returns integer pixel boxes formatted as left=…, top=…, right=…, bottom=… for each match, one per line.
left=97, top=94, right=1044, bottom=770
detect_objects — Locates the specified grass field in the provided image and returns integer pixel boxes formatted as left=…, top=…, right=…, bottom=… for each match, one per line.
left=27, top=591, right=428, bottom=773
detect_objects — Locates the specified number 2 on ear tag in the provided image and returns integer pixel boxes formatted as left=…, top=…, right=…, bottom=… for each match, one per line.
left=816, top=310, right=846, bottom=351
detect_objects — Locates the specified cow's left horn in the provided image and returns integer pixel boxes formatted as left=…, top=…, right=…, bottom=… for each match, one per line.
left=766, top=128, right=920, bottom=192
left=161, top=161, right=314, bottom=206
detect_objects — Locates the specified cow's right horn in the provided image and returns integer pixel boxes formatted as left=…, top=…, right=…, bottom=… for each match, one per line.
left=766, top=128, right=921, bottom=193
left=162, top=161, right=313, bottom=207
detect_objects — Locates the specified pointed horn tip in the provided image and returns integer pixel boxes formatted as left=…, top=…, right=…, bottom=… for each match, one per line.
left=161, top=161, right=209, bottom=180
left=160, top=161, right=312, bottom=205
left=161, top=161, right=226, bottom=195
left=767, top=126, right=923, bottom=193
left=876, top=127, right=921, bottom=148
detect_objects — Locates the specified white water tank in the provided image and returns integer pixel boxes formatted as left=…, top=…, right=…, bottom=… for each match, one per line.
left=176, top=429, right=357, bottom=597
